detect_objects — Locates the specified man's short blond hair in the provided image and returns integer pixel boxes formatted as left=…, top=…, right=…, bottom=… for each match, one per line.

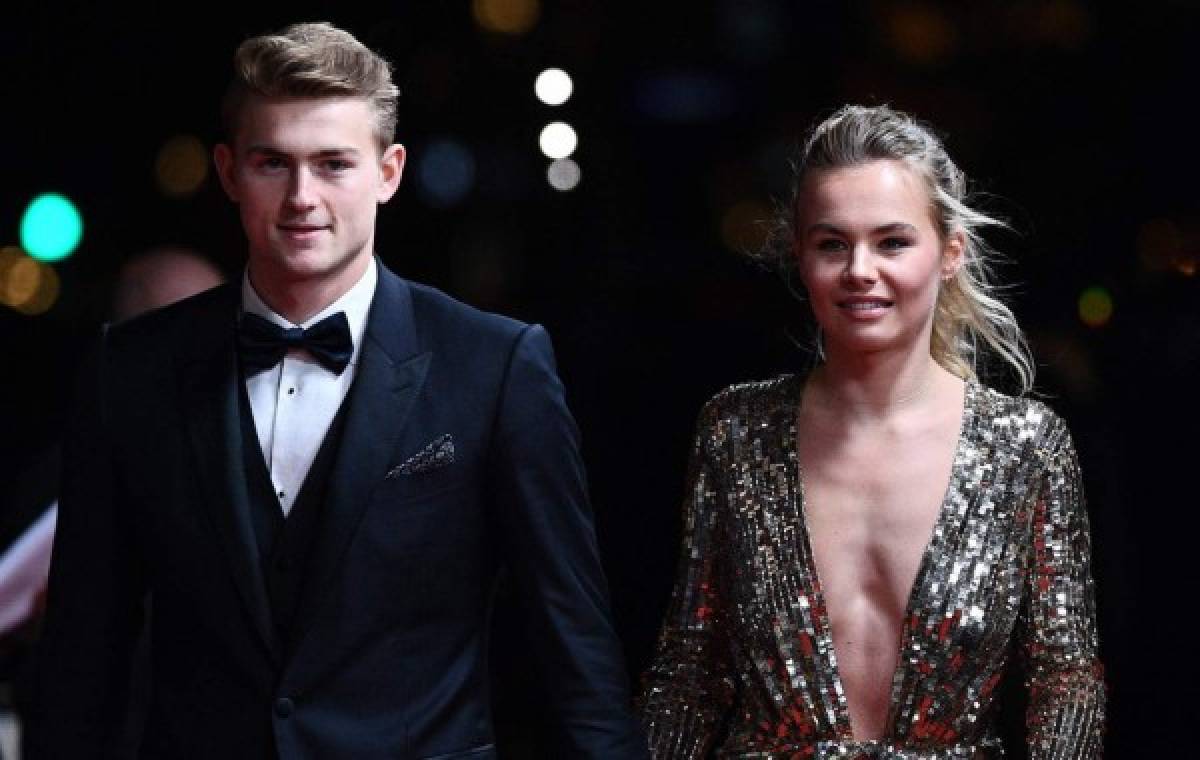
left=221, top=22, right=399, bottom=152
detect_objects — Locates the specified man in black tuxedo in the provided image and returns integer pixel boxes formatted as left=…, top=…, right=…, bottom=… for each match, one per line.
left=31, top=22, right=646, bottom=759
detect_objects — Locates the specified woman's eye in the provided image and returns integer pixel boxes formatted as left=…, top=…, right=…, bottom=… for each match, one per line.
left=879, top=236, right=913, bottom=251
left=815, top=238, right=846, bottom=253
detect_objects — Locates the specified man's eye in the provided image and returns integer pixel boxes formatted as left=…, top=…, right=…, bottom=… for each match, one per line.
left=257, top=157, right=287, bottom=170
left=323, top=160, right=352, bottom=172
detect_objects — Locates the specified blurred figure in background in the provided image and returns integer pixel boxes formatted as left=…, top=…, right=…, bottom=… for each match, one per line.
left=110, top=248, right=225, bottom=324
left=0, top=247, right=223, bottom=758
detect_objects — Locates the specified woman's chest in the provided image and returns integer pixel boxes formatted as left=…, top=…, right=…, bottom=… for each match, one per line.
left=713, top=436, right=1040, bottom=659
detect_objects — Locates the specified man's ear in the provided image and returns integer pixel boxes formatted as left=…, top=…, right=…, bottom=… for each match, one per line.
left=213, top=143, right=239, bottom=202
left=377, top=143, right=406, bottom=203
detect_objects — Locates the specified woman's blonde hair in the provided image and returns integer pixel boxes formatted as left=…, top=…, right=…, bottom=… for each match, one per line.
left=764, top=104, right=1035, bottom=393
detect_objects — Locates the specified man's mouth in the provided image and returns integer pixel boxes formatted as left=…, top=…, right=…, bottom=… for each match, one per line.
left=277, top=223, right=329, bottom=240
left=278, top=224, right=328, bottom=232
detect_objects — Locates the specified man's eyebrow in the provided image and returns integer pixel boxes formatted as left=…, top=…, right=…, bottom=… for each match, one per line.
left=313, top=147, right=362, bottom=157
left=245, top=144, right=284, bottom=156
left=244, top=145, right=362, bottom=157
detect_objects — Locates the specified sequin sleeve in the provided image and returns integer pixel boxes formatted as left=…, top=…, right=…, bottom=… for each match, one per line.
left=1021, top=416, right=1106, bottom=758
left=639, top=400, right=736, bottom=759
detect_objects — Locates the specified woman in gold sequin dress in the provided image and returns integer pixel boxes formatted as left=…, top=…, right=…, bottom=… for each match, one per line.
left=639, top=106, right=1105, bottom=759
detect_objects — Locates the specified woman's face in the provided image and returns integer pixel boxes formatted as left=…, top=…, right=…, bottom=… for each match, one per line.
left=794, top=159, right=961, bottom=359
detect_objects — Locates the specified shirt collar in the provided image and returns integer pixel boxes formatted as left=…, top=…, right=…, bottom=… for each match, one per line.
left=240, top=258, right=377, bottom=367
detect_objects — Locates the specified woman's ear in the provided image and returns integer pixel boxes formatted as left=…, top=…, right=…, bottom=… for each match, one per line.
left=941, top=229, right=966, bottom=281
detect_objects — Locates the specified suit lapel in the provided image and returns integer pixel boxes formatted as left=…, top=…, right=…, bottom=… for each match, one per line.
left=177, top=286, right=279, bottom=661
left=290, top=268, right=430, bottom=644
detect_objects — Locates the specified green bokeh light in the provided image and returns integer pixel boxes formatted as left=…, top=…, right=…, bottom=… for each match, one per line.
left=1078, top=286, right=1113, bottom=328
left=20, top=193, right=83, bottom=262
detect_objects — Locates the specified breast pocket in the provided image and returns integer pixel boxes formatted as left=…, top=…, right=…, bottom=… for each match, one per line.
left=384, top=462, right=465, bottom=505
left=376, top=453, right=470, bottom=513
left=363, top=466, right=482, bottom=565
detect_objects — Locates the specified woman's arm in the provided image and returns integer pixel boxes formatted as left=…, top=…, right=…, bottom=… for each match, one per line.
left=638, top=402, right=736, bottom=759
left=1021, top=417, right=1106, bottom=758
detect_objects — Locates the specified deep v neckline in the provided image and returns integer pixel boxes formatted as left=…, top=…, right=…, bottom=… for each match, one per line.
left=787, top=378, right=974, bottom=743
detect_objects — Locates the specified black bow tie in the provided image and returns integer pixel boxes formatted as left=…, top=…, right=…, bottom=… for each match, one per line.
left=238, top=311, right=354, bottom=376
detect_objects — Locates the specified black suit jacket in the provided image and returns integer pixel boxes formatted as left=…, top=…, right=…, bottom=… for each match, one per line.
left=31, top=265, right=647, bottom=759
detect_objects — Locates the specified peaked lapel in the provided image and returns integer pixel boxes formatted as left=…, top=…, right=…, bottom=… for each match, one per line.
left=177, top=285, right=279, bottom=662
left=290, top=267, right=431, bottom=648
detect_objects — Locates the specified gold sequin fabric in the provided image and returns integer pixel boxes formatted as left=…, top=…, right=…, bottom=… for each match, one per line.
left=639, top=376, right=1104, bottom=759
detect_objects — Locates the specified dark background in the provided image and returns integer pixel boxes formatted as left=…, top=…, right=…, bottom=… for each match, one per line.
left=2, top=1, right=1196, bottom=755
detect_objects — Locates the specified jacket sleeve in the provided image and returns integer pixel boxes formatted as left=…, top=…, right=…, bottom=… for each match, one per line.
left=1020, top=418, right=1106, bottom=758
left=638, top=400, right=735, bottom=759
left=28, top=330, right=147, bottom=758
left=488, top=324, right=648, bottom=759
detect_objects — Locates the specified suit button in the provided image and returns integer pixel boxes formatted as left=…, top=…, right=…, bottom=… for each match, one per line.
left=274, top=697, right=294, bottom=718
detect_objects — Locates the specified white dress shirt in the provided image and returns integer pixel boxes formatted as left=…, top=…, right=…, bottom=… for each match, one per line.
left=0, top=503, right=56, bottom=637
left=242, top=259, right=376, bottom=517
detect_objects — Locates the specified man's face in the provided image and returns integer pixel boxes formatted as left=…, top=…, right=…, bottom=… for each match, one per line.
left=214, top=96, right=404, bottom=297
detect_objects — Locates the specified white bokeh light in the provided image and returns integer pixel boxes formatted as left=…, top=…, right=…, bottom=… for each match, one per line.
left=538, top=122, right=577, bottom=159
left=534, top=68, right=573, bottom=106
left=546, top=159, right=581, bottom=191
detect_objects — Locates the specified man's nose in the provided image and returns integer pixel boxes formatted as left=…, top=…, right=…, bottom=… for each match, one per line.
left=286, top=168, right=318, bottom=209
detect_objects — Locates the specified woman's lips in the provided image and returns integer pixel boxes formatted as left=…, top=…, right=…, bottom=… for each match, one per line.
left=837, top=297, right=893, bottom=317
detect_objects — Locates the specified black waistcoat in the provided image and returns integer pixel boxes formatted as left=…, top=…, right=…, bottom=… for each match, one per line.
left=238, top=377, right=351, bottom=655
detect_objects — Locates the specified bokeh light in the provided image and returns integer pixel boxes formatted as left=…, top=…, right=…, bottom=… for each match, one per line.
left=0, top=246, right=60, bottom=315
left=1176, top=254, right=1197, bottom=277
left=1033, top=0, right=1092, bottom=49
left=20, top=193, right=83, bottom=262
left=538, top=122, right=577, bottom=160
left=546, top=159, right=581, bottom=192
left=535, top=68, right=573, bottom=106
left=885, top=3, right=957, bottom=66
left=156, top=135, right=209, bottom=197
left=1077, top=286, right=1113, bottom=328
left=0, top=247, right=22, bottom=277
left=416, top=139, right=477, bottom=208
left=472, top=0, right=540, bottom=35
